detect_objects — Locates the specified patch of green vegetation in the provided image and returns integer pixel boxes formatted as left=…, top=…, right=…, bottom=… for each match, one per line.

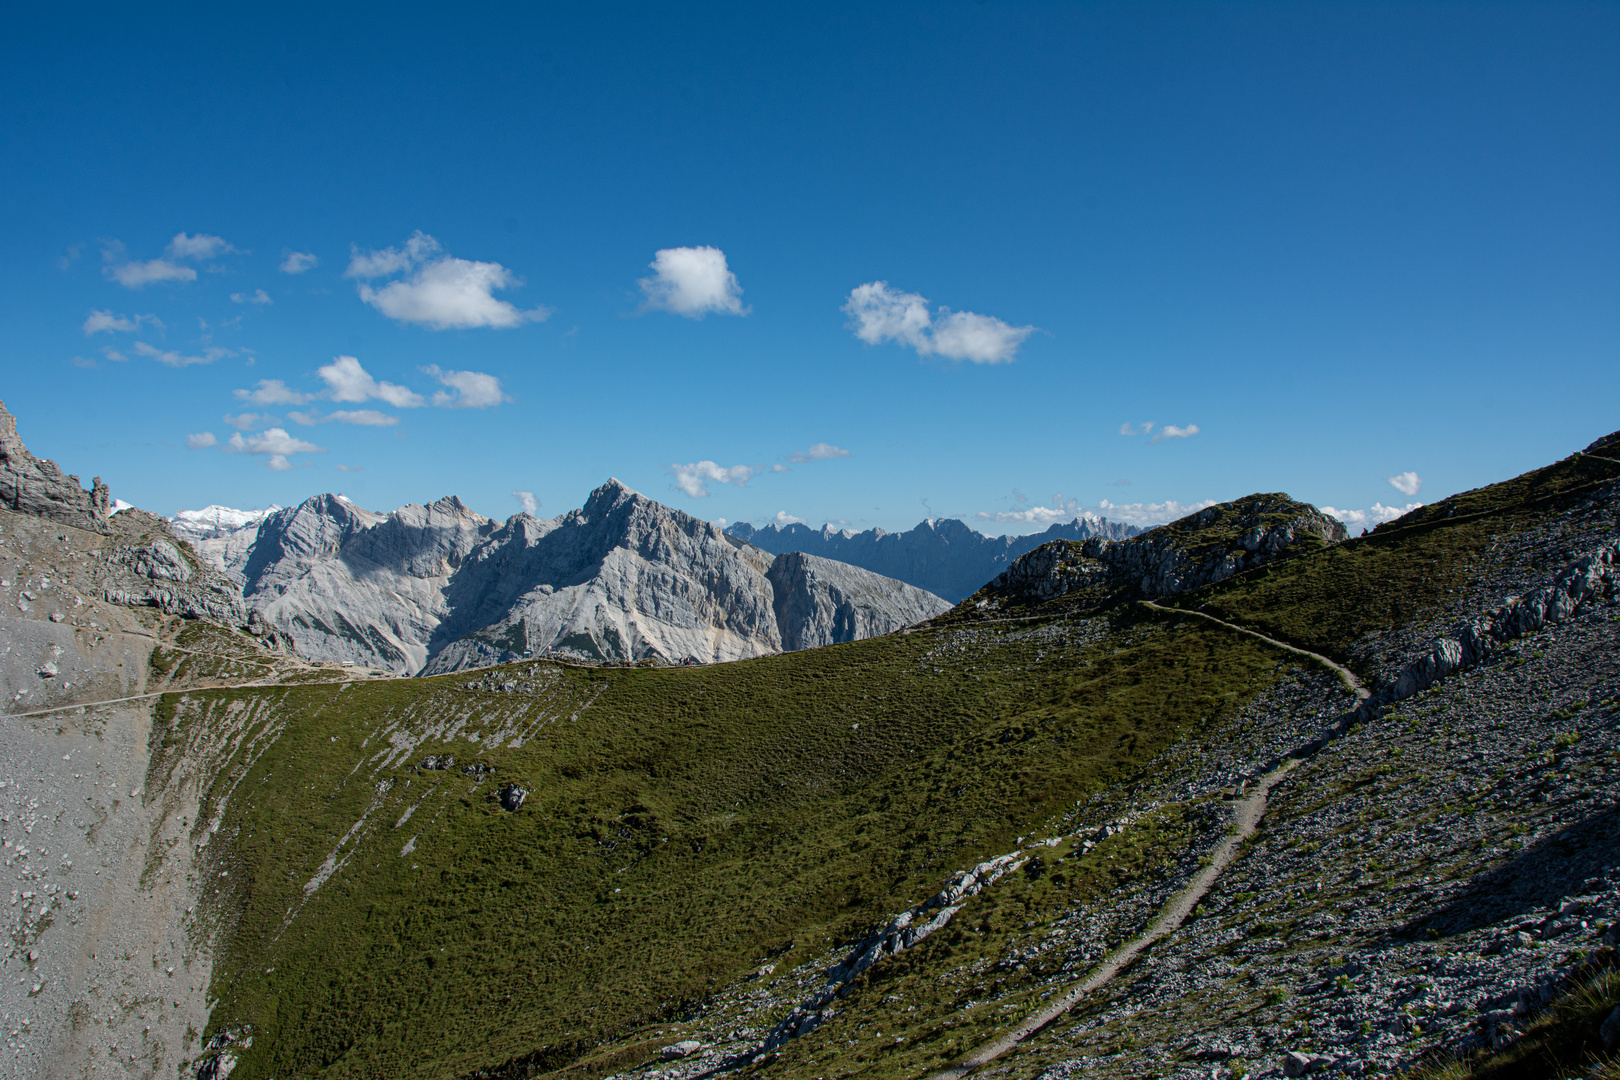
left=179, top=611, right=1288, bottom=1079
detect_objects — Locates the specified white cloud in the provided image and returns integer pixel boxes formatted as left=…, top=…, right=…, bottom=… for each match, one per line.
left=223, top=413, right=275, bottom=431
left=132, top=341, right=232, bottom=367
left=669, top=461, right=756, bottom=498
left=281, top=251, right=319, bottom=274
left=83, top=310, right=162, bottom=335
left=638, top=246, right=748, bottom=318
left=423, top=365, right=507, bottom=408
left=234, top=379, right=313, bottom=406
left=843, top=281, right=1033, bottom=364
left=1321, top=502, right=1423, bottom=529
left=185, top=432, right=218, bottom=449
left=1094, top=498, right=1220, bottom=528
left=288, top=409, right=399, bottom=427
left=978, top=493, right=1086, bottom=526
left=166, top=232, right=237, bottom=260
left=335, top=464, right=364, bottom=472
left=513, top=490, right=539, bottom=515
left=348, top=231, right=548, bottom=329
left=231, top=289, right=273, bottom=305
left=107, top=258, right=195, bottom=288
left=1119, top=422, right=1154, bottom=436
left=788, top=442, right=850, bottom=463
left=70, top=355, right=96, bottom=369
left=774, top=510, right=807, bottom=526
left=101, top=347, right=127, bottom=362
left=224, top=427, right=326, bottom=471
left=1150, top=423, right=1200, bottom=443
left=1388, top=471, right=1422, bottom=497
left=317, top=356, right=425, bottom=408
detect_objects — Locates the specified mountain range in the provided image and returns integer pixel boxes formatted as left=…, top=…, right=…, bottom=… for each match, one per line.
left=725, top=514, right=1140, bottom=602
left=4, top=395, right=1619, bottom=1080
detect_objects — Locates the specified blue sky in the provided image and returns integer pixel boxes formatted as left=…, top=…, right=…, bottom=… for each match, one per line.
left=2, top=1, right=1615, bottom=534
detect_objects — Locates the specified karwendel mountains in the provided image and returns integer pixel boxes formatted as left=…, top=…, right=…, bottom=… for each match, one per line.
left=2, top=395, right=1619, bottom=1080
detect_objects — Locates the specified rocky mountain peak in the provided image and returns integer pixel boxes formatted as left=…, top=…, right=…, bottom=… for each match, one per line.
left=0, top=398, right=111, bottom=532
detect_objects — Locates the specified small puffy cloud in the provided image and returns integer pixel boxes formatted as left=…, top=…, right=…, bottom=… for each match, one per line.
left=107, top=257, right=196, bottom=289
left=280, top=251, right=319, bottom=274
left=638, top=246, right=748, bottom=318
left=166, top=232, right=237, bottom=260
left=513, top=490, right=539, bottom=515
left=843, top=281, right=1033, bottom=364
left=774, top=510, right=807, bottom=526
left=979, top=493, right=1085, bottom=526
left=132, top=341, right=232, bottom=367
left=185, top=432, right=218, bottom=449
left=223, top=413, right=275, bottom=431
left=669, top=461, right=756, bottom=498
left=1094, top=498, right=1220, bottom=528
left=1388, top=471, right=1422, bottom=497
left=788, top=442, right=850, bottom=463
left=101, top=347, right=127, bottom=362
left=225, top=427, right=325, bottom=471
left=1119, top=422, right=1153, bottom=436
left=1321, top=502, right=1422, bottom=529
left=235, top=379, right=313, bottom=406
left=231, top=289, right=272, bottom=305
left=1150, top=424, right=1199, bottom=443
left=70, top=355, right=96, bottom=369
left=317, top=355, right=425, bottom=408
left=424, top=365, right=507, bottom=408
left=289, top=408, right=399, bottom=427
left=348, top=231, right=548, bottom=329
left=335, top=464, right=364, bottom=472
left=83, top=310, right=162, bottom=335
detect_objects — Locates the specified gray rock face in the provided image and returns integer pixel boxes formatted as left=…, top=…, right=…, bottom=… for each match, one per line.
left=766, top=551, right=952, bottom=651
left=0, top=399, right=110, bottom=532
left=240, top=480, right=951, bottom=675
left=986, top=493, right=1349, bottom=605
left=727, top=514, right=1140, bottom=602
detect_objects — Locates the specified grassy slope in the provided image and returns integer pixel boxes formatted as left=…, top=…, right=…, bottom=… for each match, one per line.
left=173, top=446, right=1617, bottom=1080
left=171, top=611, right=1286, bottom=1079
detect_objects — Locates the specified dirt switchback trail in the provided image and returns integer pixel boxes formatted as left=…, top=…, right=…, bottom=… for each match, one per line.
left=928, top=604, right=1369, bottom=1080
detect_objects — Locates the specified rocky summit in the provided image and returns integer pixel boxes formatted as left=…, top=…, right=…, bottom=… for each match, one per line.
left=1, top=398, right=1619, bottom=1080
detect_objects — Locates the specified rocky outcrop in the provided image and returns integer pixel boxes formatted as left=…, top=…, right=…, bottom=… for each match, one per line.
left=766, top=551, right=951, bottom=651
left=986, top=493, right=1348, bottom=605
left=727, top=514, right=1140, bottom=602
left=0, top=399, right=110, bottom=532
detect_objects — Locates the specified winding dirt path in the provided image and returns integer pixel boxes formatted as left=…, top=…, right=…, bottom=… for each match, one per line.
left=928, top=604, right=1368, bottom=1080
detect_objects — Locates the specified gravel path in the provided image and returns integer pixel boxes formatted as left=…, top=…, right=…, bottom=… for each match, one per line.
left=929, top=607, right=1371, bottom=1080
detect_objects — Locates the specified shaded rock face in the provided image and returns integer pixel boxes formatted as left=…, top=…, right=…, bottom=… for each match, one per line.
left=988, top=493, right=1348, bottom=605
left=241, top=480, right=952, bottom=675
left=766, top=551, right=952, bottom=651
left=727, top=514, right=1140, bottom=602
left=242, top=495, right=496, bottom=673
left=0, top=399, right=110, bottom=533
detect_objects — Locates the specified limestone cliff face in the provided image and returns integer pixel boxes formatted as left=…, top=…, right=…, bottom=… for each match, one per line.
left=987, top=493, right=1349, bottom=605
left=0, top=399, right=110, bottom=532
left=766, top=551, right=952, bottom=651
left=241, top=480, right=952, bottom=675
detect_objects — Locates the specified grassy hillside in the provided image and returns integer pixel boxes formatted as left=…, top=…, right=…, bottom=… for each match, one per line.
left=169, top=610, right=1290, bottom=1079
left=167, top=440, right=1619, bottom=1080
